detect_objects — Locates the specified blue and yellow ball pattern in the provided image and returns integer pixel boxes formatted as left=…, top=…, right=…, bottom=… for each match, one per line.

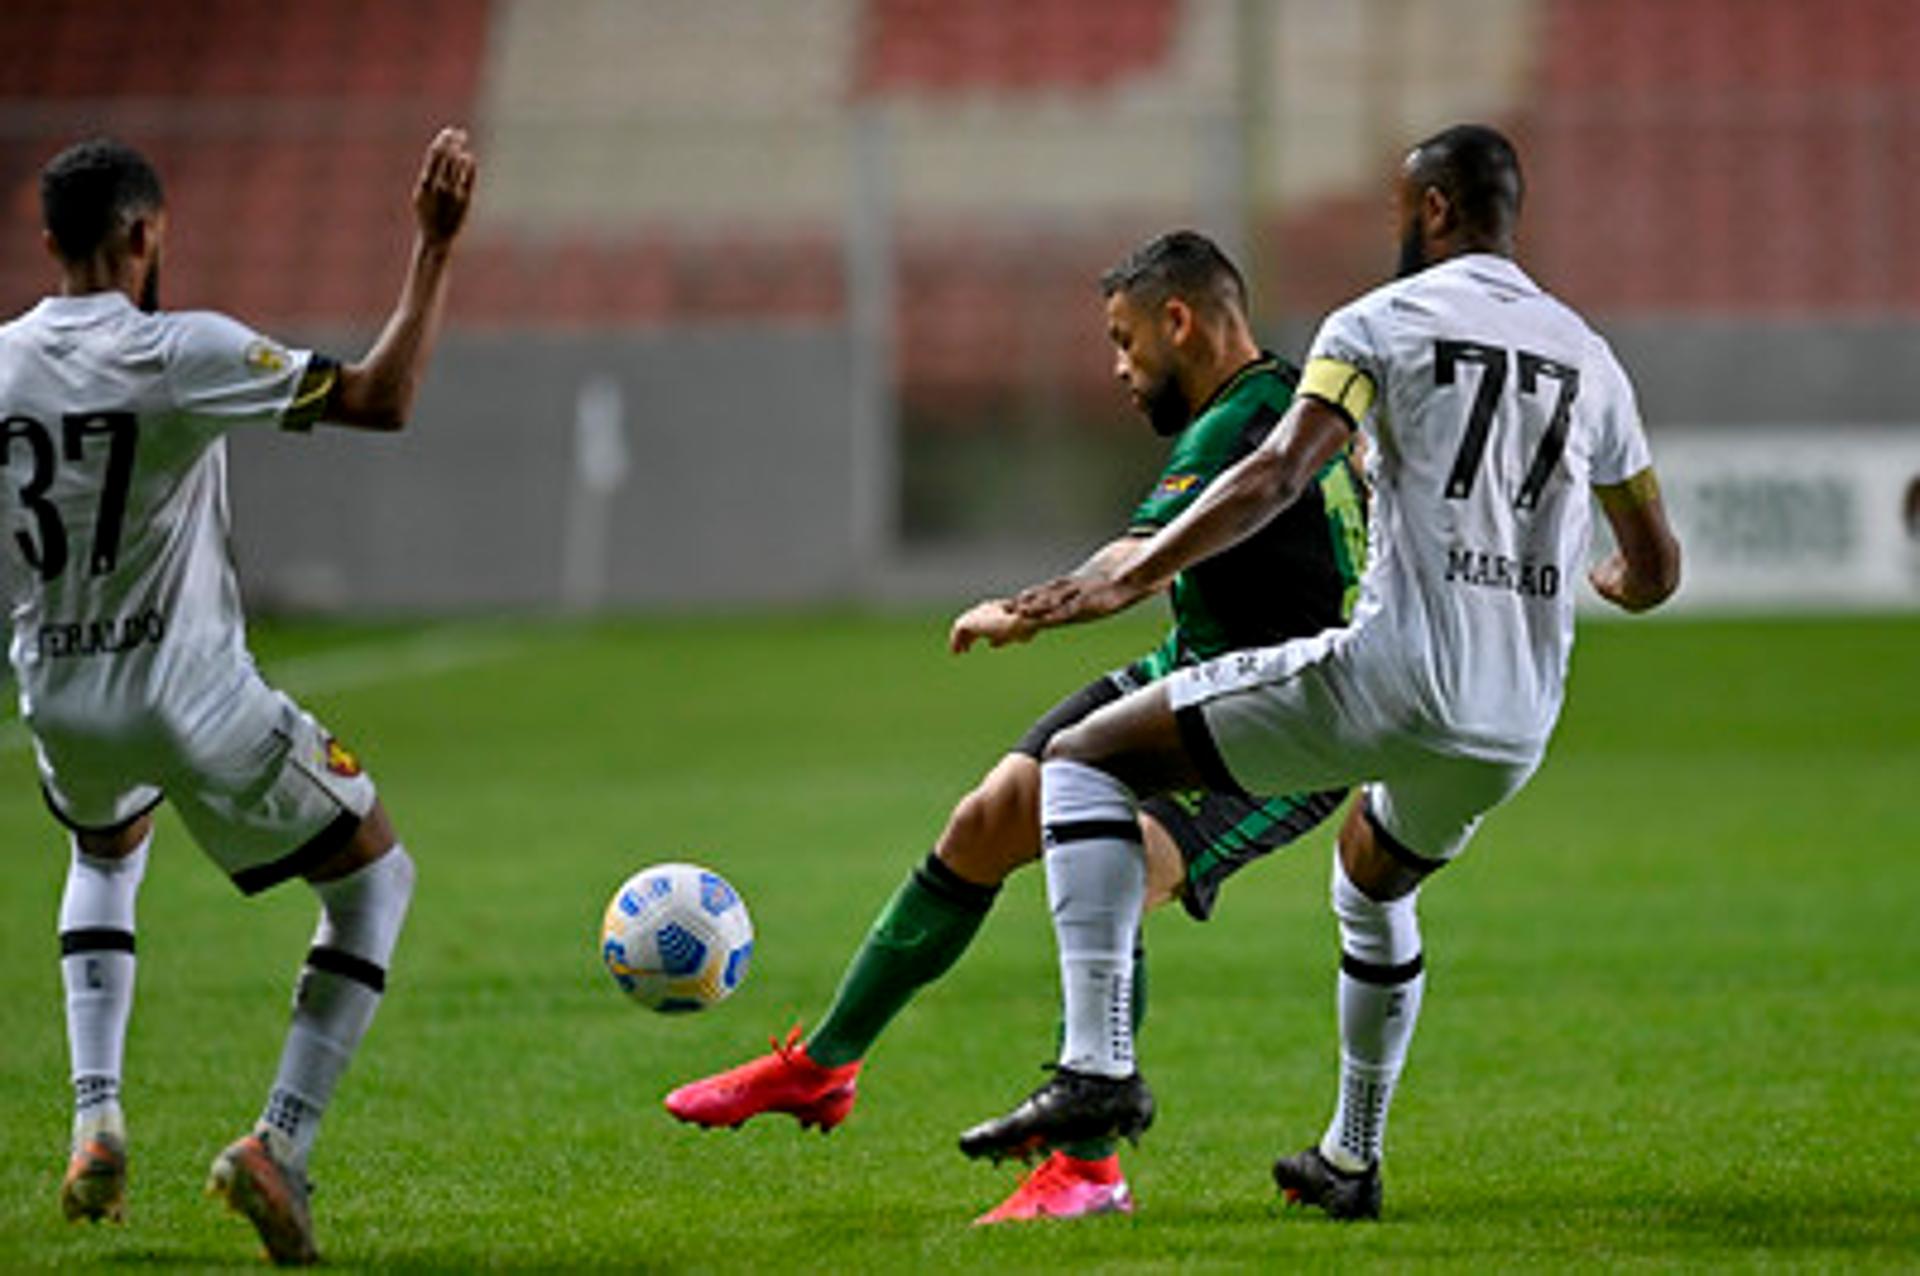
left=601, top=862, right=754, bottom=1012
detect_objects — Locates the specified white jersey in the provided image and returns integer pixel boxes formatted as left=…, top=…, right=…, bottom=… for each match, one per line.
left=0, top=291, right=330, bottom=732
left=1299, top=254, right=1651, bottom=760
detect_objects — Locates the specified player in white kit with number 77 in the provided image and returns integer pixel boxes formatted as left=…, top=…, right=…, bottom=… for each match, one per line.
left=2, top=128, right=474, bottom=1265
left=956, top=124, right=1682, bottom=1220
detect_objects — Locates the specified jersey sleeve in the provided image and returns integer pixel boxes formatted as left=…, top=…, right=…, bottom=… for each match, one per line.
left=1129, top=411, right=1242, bottom=531
left=1300, top=297, right=1384, bottom=431
left=164, top=310, right=337, bottom=434
left=1586, top=336, right=1653, bottom=486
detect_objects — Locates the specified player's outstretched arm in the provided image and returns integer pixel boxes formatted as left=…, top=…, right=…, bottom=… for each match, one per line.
left=950, top=534, right=1156, bottom=653
left=1590, top=468, right=1681, bottom=612
left=325, top=127, right=477, bottom=431
left=1015, top=396, right=1353, bottom=629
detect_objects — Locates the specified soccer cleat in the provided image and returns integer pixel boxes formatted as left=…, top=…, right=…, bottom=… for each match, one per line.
left=957, top=1066, right=1155, bottom=1164
left=972, top=1150, right=1134, bottom=1225
left=663, top=1025, right=863, bottom=1132
left=1272, top=1144, right=1382, bottom=1221
left=206, top=1132, right=318, bottom=1266
left=60, top=1131, right=127, bottom=1224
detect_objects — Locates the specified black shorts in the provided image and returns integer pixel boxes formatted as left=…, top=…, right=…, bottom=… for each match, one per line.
left=1013, top=665, right=1347, bottom=921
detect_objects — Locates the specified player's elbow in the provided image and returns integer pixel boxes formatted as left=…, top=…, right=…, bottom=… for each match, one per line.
left=330, top=366, right=414, bottom=431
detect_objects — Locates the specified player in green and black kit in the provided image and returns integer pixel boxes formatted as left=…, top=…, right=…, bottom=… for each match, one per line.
left=663, top=230, right=1366, bottom=1223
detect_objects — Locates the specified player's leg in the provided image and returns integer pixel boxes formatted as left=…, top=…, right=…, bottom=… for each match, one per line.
left=980, top=789, right=1350, bottom=1212
left=665, top=672, right=1130, bottom=1133
left=56, top=804, right=158, bottom=1225
left=1275, top=751, right=1537, bottom=1221
left=34, top=726, right=165, bottom=1227
left=172, top=687, right=404, bottom=1266
left=1271, top=797, right=1430, bottom=1221
left=959, top=682, right=1205, bottom=1161
left=802, top=751, right=1039, bottom=1070
left=252, top=800, right=412, bottom=1174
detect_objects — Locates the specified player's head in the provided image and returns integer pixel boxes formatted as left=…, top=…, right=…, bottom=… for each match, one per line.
left=40, top=138, right=167, bottom=311
left=1395, top=123, right=1523, bottom=277
left=1100, top=230, right=1250, bottom=436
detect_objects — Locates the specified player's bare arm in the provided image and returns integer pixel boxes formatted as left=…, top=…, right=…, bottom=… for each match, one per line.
left=325, top=127, right=477, bottom=431
left=948, top=533, right=1154, bottom=653
left=1016, top=395, right=1355, bottom=628
left=1590, top=467, right=1681, bottom=611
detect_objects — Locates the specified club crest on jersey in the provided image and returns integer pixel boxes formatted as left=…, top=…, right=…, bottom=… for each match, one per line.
left=244, top=339, right=290, bottom=376
left=322, top=737, right=362, bottom=778
left=1155, top=474, right=1199, bottom=498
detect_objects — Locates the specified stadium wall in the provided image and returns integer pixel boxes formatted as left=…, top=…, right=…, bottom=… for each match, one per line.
left=226, top=329, right=864, bottom=612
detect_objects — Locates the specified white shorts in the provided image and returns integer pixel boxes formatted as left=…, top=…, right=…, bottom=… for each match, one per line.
left=29, top=661, right=377, bottom=894
left=1166, top=632, right=1539, bottom=866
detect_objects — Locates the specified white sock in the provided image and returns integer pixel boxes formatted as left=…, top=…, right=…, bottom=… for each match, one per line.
left=1042, top=760, right=1145, bottom=1079
left=1320, top=849, right=1425, bottom=1173
left=259, top=845, right=414, bottom=1171
left=59, top=835, right=150, bottom=1142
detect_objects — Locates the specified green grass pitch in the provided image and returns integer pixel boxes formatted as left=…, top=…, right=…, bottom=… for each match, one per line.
left=1, top=610, right=1916, bottom=1271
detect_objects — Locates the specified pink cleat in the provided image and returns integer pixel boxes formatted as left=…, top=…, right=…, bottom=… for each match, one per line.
left=664, top=1025, right=863, bottom=1132
left=973, top=1151, right=1134, bottom=1225
left=60, top=1132, right=127, bottom=1224
left=206, top=1132, right=318, bottom=1266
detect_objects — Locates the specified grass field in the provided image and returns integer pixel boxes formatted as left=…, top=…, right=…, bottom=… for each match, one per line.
left=1, top=610, right=1916, bottom=1271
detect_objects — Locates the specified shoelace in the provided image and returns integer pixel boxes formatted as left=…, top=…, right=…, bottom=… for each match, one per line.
left=768, top=1023, right=808, bottom=1067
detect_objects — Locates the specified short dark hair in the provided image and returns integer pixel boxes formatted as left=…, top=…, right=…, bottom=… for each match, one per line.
left=1408, top=123, right=1523, bottom=237
left=1100, top=229, right=1248, bottom=318
left=40, top=138, right=165, bottom=263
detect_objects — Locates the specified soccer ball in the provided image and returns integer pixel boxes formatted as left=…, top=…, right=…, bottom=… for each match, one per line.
left=600, top=862, right=754, bottom=1013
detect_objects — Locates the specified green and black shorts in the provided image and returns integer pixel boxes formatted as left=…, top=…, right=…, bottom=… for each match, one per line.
left=1013, top=660, right=1347, bottom=922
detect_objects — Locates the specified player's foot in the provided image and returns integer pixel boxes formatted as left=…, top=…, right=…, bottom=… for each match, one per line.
left=206, top=1132, right=318, bottom=1266
left=60, top=1131, right=127, bottom=1224
left=1272, top=1144, right=1382, bottom=1221
left=957, top=1066, right=1155, bottom=1163
left=972, top=1150, right=1134, bottom=1225
left=663, top=1025, right=863, bottom=1132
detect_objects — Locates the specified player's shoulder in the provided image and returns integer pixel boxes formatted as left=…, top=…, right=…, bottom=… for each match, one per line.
left=1185, top=354, right=1294, bottom=441
left=161, top=308, right=299, bottom=381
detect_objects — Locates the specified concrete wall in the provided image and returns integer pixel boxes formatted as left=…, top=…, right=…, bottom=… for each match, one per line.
left=229, top=328, right=861, bottom=613
left=221, top=319, right=1920, bottom=614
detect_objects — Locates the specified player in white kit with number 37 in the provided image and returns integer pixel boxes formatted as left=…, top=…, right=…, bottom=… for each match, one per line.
left=957, top=125, right=1682, bottom=1219
left=2, top=129, right=475, bottom=1264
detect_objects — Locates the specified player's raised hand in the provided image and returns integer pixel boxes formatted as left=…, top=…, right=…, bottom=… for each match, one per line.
left=414, top=127, right=477, bottom=245
left=949, top=599, right=1037, bottom=654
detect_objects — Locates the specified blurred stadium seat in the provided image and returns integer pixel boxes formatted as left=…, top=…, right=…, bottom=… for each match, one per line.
left=3, top=0, right=1918, bottom=568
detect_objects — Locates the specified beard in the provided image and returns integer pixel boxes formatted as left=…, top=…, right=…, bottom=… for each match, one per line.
left=1395, top=222, right=1428, bottom=279
left=1141, top=371, right=1191, bottom=437
left=138, top=258, right=160, bottom=313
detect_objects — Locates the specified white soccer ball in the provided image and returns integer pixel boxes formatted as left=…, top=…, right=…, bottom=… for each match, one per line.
left=600, top=862, right=754, bottom=1013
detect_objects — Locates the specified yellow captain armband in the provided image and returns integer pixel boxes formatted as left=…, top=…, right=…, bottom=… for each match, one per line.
left=1595, top=466, right=1662, bottom=512
left=280, top=356, right=339, bottom=433
left=1299, top=357, right=1375, bottom=429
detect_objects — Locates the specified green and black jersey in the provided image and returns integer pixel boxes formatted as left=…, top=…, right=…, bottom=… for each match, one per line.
left=1129, top=352, right=1367, bottom=679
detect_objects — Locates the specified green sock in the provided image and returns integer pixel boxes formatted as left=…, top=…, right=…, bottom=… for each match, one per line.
left=1059, top=936, right=1148, bottom=1162
left=805, top=854, right=998, bottom=1068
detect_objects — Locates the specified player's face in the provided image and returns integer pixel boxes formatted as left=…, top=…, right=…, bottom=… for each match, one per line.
left=1105, top=289, right=1189, bottom=437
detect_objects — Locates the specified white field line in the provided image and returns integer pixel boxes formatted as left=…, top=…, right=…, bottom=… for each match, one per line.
left=0, top=626, right=526, bottom=753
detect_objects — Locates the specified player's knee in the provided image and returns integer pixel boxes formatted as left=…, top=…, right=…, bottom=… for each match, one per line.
left=938, top=773, right=1038, bottom=880
left=311, top=844, right=414, bottom=972
left=1039, top=721, right=1097, bottom=766
left=1330, top=849, right=1421, bottom=967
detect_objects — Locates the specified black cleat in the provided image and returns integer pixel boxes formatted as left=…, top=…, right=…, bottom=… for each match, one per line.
left=958, top=1066, right=1155, bottom=1163
left=1272, top=1145, right=1382, bottom=1221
